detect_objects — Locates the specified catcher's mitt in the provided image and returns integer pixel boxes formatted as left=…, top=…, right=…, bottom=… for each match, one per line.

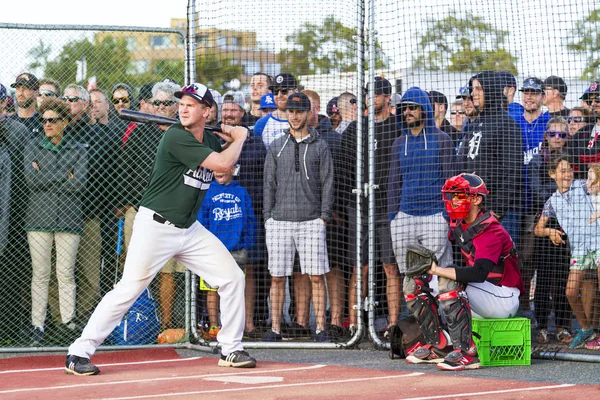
left=405, top=243, right=437, bottom=277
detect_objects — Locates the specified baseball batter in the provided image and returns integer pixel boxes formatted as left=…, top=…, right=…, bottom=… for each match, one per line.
left=401, top=173, right=524, bottom=371
left=65, top=83, right=256, bottom=375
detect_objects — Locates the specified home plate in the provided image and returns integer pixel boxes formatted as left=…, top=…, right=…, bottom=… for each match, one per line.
left=204, top=376, right=284, bottom=384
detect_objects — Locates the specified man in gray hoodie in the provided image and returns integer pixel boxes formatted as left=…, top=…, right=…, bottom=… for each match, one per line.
left=262, top=92, right=334, bottom=342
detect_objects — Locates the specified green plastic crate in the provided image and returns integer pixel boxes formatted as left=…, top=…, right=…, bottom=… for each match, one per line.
left=472, top=317, right=531, bottom=367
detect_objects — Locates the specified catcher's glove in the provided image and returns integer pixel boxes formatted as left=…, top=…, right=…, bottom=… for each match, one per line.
left=405, top=243, right=437, bottom=277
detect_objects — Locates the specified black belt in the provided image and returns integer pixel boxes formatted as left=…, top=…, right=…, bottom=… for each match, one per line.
left=152, top=213, right=181, bottom=228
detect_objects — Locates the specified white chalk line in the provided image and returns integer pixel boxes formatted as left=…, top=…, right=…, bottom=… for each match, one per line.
left=398, top=383, right=577, bottom=400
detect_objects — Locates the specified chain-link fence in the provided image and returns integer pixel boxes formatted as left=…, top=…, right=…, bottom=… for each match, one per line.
left=1, top=0, right=600, bottom=363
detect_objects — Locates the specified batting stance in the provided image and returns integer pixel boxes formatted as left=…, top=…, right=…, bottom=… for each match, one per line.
left=401, top=173, right=524, bottom=370
left=65, top=83, right=256, bottom=375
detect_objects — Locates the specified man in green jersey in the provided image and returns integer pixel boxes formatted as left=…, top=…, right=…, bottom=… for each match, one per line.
left=65, top=83, right=256, bottom=375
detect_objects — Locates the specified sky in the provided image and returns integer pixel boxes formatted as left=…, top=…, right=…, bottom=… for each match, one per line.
left=1, top=0, right=597, bottom=107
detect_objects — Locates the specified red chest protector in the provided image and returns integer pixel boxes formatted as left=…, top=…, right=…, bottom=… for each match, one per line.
left=450, top=212, right=522, bottom=291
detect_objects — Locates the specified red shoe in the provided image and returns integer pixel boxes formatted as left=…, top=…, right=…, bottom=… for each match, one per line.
left=406, top=343, right=447, bottom=364
left=437, top=349, right=481, bottom=371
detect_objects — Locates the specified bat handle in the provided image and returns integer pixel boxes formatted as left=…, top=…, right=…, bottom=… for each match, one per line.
left=116, top=219, right=125, bottom=256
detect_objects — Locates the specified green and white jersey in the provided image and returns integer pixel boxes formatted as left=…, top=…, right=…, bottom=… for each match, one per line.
left=140, top=123, right=221, bottom=228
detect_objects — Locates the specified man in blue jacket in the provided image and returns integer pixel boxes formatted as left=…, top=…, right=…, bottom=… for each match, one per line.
left=388, top=87, right=457, bottom=286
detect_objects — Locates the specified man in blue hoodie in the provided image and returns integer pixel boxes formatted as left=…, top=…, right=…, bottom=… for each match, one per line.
left=459, top=71, right=523, bottom=242
left=388, top=87, right=457, bottom=280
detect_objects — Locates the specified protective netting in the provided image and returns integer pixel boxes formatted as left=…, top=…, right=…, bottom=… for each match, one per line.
left=0, top=0, right=599, bottom=360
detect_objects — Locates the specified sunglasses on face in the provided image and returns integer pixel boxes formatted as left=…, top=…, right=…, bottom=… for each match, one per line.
left=567, top=116, right=586, bottom=124
left=443, top=192, right=471, bottom=200
left=402, top=104, right=420, bottom=112
left=39, top=90, right=57, bottom=98
left=451, top=110, right=465, bottom=115
left=152, top=100, right=176, bottom=107
left=62, top=96, right=81, bottom=103
left=585, top=97, right=600, bottom=105
left=41, top=117, right=63, bottom=125
left=112, top=97, right=130, bottom=105
left=274, top=88, right=291, bottom=95
left=546, top=130, right=568, bottom=139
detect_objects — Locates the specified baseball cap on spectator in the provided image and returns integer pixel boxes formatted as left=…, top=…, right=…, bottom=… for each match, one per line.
left=286, top=92, right=311, bottom=111
left=326, top=97, right=339, bottom=117
left=519, top=77, right=544, bottom=93
left=138, top=83, right=154, bottom=102
left=428, top=90, right=448, bottom=109
left=456, top=86, right=471, bottom=99
left=544, top=75, right=568, bottom=97
left=0, top=83, right=7, bottom=100
left=223, top=90, right=246, bottom=110
left=175, top=82, right=214, bottom=107
left=581, top=81, right=600, bottom=101
left=497, top=71, right=517, bottom=88
left=270, top=73, right=298, bottom=91
left=259, top=93, right=276, bottom=111
left=11, top=72, right=39, bottom=90
left=389, top=93, right=402, bottom=108
left=366, top=76, right=392, bottom=95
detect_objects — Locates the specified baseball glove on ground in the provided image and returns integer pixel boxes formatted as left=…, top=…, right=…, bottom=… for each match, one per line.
left=405, top=243, right=437, bottom=277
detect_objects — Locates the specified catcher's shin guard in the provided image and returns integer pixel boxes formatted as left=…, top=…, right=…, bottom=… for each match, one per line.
left=438, top=277, right=473, bottom=352
left=403, top=276, right=450, bottom=349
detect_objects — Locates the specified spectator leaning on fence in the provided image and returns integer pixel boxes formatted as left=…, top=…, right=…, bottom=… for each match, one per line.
left=262, top=92, right=334, bottom=343
left=544, top=75, right=570, bottom=118
left=10, top=72, right=43, bottom=138
left=23, top=98, right=88, bottom=346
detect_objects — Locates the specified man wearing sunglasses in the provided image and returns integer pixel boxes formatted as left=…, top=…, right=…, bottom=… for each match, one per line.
left=459, top=71, right=523, bottom=243
left=111, top=83, right=134, bottom=115
left=36, top=78, right=61, bottom=109
left=66, top=82, right=256, bottom=375
left=10, top=72, right=42, bottom=137
left=255, top=73, right=298, bottom=148
left=570, top=81, right=600, bottom=177
left=388, top=87, right=457, bottom=332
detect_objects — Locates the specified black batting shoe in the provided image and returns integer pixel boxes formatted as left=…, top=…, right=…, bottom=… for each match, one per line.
left=218, top=350, right=257, bottom=368
left=65, top=355, right=100, bottom=376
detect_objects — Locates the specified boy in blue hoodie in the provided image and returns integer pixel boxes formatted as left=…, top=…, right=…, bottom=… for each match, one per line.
left=198, top=164, right=256, bottom=338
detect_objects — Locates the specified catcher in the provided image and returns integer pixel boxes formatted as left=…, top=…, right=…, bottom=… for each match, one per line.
left=401, top=173, right=524, bottom=370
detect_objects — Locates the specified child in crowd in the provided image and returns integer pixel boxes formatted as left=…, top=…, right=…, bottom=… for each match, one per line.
left=534, top=156, right=600, bottom=349
left=197, top=164, right=256, bottom=340
left=585, top=163, right=600, bottom=350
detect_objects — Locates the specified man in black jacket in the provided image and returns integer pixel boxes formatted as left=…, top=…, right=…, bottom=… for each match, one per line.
left=459, top=71, right=523, bottom=242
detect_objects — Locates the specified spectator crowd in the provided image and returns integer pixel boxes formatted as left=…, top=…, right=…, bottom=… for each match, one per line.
left=2, top=68, right=600, bottom=352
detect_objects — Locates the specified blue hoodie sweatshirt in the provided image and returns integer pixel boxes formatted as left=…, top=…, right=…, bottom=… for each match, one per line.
left=198, top=180, right=256, bottom=252
left=387, top=87, right=457, bottom=218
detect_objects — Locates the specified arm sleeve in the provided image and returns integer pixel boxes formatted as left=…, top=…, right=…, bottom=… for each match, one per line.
left=61, top=146, right=88, bottom=194
left=167, top=128, right=215, bottom=170
left=263, top=148, right=276, bottom=221
left=454, top=258, right=495, bottom=282
left=439, top=132, right=458, bottom=179
left=495, top=119, right=523, bottom=216
left=387, top=137, right=402, bottom=221
left=320, top=142, right=334, bottom=222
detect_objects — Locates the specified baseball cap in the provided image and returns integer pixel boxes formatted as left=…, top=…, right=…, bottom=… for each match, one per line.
left=0, top=83, right=7, bottom=100
left=366, top=76, right=392, bottom=95
left=259, top=93, right=276, bottom=111
left=138, top=83, right=154, bottom=102
left=544, top=75, right=568, bottom=96
left=497, top=71, right=517, bottom=88
left=389, top=93, right=402, bottom=107
left=222, top=90, right=246, bottom=110
left=175, top=82, right=215, bottom=107
left=456, top=86, right=471, bottom=99
left=581, top=81, right=600, bottom=100
left=270, top=73, right=298, bottom=90
left=11, top=72, right=39, bottom=90
left=428, top=90, right=448, bottom=109
left=286, top=92, right=311, bottom=111
left=326, top=97, right=339, bottom=116
left=519, top=77, right=544, bottom=92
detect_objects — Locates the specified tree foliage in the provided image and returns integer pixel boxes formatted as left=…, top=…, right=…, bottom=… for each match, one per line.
left=195, top=53, right=243, bottom=92
left=566, top=8, right=600, bottom=80
left=279, top=15, right=387, bottom=77
left=27, top=40, right=52, bottom=77
left=412, top=12, right=518, bottom=74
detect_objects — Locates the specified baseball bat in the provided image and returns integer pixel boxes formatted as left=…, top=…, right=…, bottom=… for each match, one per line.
left=119, top=109, right=222, bottom=133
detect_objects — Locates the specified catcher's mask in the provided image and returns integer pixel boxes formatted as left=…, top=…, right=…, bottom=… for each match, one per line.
left=442, top=173, right=489, bottom=220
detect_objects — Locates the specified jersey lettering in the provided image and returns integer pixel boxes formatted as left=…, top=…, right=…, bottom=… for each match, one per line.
left=183, top=166, right=213, bottom=190
left=467, top=130, right=482, bottom=160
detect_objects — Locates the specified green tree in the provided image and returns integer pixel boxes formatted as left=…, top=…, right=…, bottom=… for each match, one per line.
left=566, top=8, right=600, bottom=80
left=195, top=53, right=243, bottom=92
left=27, top=40, right=52, bottom=77
left=412, top=12, right=518, bottom=74
left=279, top=15, right=387, bottom=77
